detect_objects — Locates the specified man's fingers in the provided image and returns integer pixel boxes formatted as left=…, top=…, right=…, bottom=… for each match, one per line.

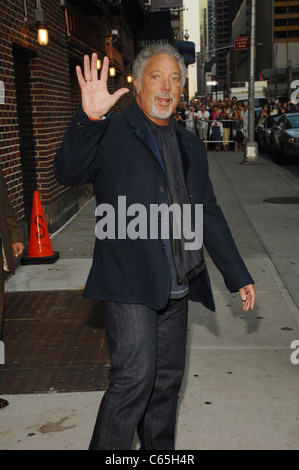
left=99, top=56, right=109, bottom=84
left=76, top=65, right=86, bottom=88
left=77, top=54, right=129, bottom=116
left=239, top=284, right=256, bottom=311
left=91, top=53, right=99, bottom=82
left=83, top=54, right=92, bottom=81
left=111, top=88, right=130, bottom=106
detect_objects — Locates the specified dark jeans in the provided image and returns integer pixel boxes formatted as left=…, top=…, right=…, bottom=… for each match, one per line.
left=89, top=297, right=188, bottom=450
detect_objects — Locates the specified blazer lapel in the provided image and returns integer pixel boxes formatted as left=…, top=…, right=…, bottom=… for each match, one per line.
left=134, top=125, right=165, bottom=173
left=125, top=101, right=192, bottom=177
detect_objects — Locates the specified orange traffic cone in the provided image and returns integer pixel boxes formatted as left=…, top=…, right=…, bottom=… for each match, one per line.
left=21, top=191, right=59, bottom=265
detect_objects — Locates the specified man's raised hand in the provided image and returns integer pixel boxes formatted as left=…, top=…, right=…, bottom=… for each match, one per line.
left=76, top=53, right=130, bottom=120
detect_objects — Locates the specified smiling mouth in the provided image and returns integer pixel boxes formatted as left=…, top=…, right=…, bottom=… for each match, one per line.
left=156, top=97, right=173, bottom=107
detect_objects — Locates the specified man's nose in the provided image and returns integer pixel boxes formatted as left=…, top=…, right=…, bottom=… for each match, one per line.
left=161, top=77, right=171, bottom=91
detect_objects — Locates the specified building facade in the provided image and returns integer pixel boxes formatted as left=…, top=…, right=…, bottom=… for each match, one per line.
left=0, top=0, right=145, bottom=238
left=227, top=0, right=299, bottom=99
left=214, top=0, right=243, bottom=92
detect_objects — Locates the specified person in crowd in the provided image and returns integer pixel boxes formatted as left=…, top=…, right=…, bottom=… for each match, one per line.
left=226, top=99, right=233, bottom=115
left=231, top=96, right=238, bottom=109
left=232, top=108, right=244, bottom=152
left=276, top=102, right=283, bottom=115
left=281, top=102, right=288, bottom=114
left=242, top=102, right=249, bottom=142
left=185, top=104, right=196, bottom=134
left=196, top=103, right=210, bottom=149
left=287, top=100, right=299, bottom=113
left=0, top=165, right=25, bottom=409
left=210, top=115, right=224, bottom=152
left=175, top=102, right=184, bottom=125
left=180, top=101, right=187, bottom=127
left=237, top=102, right=244, bottom=116
left=269, top=105, right=277, bottom=116
left=174, top=107, right=183, bottom=123
left=205, top=95, right=211, bottom=110
left=54, top=44, right=256, bottom=450
left=257, top=105, right=270, bottom=127
left=221, top=107, right=231, bottom=151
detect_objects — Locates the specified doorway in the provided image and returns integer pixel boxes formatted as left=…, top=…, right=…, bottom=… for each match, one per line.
left=12, top=46, right=37, bottom=229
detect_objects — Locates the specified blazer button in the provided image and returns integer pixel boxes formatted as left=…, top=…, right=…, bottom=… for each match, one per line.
left=159, top=185, right=165, bottom=193
left=162, top=244, right=166, bottom=251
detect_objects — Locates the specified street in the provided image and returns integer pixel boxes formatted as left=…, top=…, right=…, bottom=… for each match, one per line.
left=1, top=149, right=299, bottom=450
left=259, top=150, right=299, bottom=180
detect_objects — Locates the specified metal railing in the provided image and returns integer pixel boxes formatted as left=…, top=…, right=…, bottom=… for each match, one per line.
left=176, top=119, right=244, bottom=144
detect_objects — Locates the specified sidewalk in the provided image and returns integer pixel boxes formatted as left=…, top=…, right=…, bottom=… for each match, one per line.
left=1, top=151, right=299, bottom=450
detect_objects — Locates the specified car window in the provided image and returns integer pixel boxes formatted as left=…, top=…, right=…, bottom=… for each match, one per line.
left=285, top=119, right=291, bottom=129
left=287, top=114, right=299, bottom=128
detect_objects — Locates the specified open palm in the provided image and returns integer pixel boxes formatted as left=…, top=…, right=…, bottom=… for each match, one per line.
left=76, top=53, right=129, bottom=120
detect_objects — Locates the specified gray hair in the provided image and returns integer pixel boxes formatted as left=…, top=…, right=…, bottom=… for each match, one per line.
left=132, top=43, right=187, bottom=95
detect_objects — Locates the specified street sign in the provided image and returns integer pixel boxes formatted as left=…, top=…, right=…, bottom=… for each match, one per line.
left=234, top=36, right=249, bottom=51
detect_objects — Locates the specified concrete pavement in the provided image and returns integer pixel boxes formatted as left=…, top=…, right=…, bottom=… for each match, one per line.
left=1, top=150, right=299, bottom=450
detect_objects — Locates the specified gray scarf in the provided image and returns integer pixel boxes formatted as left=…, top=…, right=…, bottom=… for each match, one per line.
left=146, top=115, right=206, bottom=284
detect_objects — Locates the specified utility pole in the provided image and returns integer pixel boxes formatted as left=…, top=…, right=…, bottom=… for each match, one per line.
left=243, top=0, right=259, bottom=163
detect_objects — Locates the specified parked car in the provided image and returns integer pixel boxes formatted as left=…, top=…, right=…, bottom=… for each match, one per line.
left=270, top=112, right=299, bottom=161
left=237, top=97, right=270, bottom=109
left=256, top=114, right=281, bottom=152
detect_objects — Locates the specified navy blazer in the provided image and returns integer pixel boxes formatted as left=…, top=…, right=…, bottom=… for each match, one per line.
left=54, top=101, right=254, bottom=311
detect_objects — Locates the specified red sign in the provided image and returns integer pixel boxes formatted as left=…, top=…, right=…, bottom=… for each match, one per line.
left=234, top=36, right=249, bottom=51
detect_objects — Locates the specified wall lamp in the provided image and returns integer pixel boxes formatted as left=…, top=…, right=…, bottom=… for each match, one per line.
left=109, top=67, right=116, bottom=77
left=106, top=29, right=120, bottom=45
left=24, top=0, right=49, bottom=46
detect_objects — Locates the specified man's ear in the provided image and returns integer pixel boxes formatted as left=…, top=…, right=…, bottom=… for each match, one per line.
left=134, top=78, right=140, bottom=96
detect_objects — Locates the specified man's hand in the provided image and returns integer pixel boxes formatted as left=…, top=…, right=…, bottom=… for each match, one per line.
left=239, top=284, right=256, bottom=311
left=11, top=242, right=25, bottom=258
left=76, top=54, right=130, bottom=120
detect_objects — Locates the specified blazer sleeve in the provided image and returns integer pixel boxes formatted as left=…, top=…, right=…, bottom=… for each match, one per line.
left=5, top=198, right=23, bottom=243
left=203, top=174, right=254, bottom=292
left=0, top=169, right=23, bottom=244
left=54, top=105, right=110, bottom=186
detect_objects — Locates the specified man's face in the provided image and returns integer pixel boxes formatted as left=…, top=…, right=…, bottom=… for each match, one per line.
left=134, top=54, right=182, bottom=126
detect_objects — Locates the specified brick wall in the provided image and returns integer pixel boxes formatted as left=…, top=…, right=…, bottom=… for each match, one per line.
left=0, top=0, right=137, bottom=237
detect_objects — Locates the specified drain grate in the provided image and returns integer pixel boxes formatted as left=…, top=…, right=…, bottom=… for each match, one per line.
left=263, top=197, right=299, bottom=204
left=0, top=291, right=110, bottom=394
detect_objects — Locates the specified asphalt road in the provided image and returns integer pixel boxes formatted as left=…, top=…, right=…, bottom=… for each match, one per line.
left=259, top=149, right=299, bottom=180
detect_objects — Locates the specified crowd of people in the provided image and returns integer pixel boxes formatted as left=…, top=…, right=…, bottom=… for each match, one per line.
left=175, top=96, right=299, bottom=153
